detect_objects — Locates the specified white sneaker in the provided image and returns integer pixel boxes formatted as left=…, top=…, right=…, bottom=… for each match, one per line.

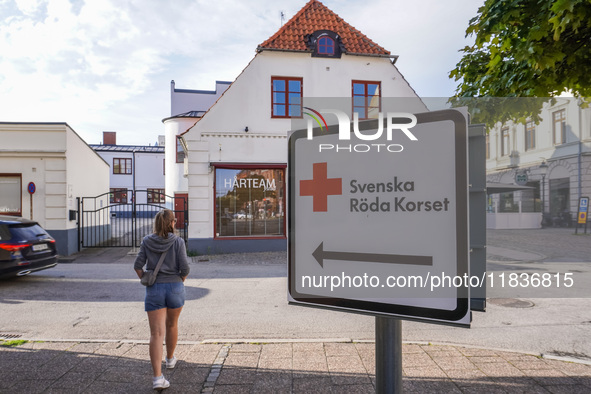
left=165, top=356, right=177, bottom=369
left=153, top=375, right=170, bottom=390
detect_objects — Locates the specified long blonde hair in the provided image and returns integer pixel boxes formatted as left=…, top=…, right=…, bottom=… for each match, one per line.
left=153, top=209, right=176, bottom=238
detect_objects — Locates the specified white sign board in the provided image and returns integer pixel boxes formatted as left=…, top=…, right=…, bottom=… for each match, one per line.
left=288, top=109, right=470, bottom=327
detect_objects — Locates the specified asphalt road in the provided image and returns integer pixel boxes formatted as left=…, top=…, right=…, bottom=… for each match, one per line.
left=1, top=228, right=590, bottom=362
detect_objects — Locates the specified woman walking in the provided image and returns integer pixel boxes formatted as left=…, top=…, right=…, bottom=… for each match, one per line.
left=134, top=209, right=190, bottom=390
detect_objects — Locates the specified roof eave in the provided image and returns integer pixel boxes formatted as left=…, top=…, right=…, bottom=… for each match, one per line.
left=256, top=47, right=397, bottom=60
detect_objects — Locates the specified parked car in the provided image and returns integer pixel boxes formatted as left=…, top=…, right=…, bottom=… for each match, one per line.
left=0, top=216, right=58, bottom=279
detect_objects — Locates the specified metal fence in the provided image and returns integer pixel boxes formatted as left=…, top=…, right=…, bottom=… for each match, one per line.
left=78, top=190, right=187, bottom=248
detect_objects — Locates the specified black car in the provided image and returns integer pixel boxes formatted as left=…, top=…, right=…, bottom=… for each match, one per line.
left=0, top=216, right=58, bottom=279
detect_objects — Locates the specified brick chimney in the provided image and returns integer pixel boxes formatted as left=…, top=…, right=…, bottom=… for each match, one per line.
left=103, top=131, right=116, bottom=145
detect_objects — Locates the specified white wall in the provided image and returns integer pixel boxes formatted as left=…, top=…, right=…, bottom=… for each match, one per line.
left=184, top=51, right=421, bottom=240
left=0, top=123, right=110, bottom=254
left=195, top=52, right=419, bottom=134
left=487, top=98, right=591, bottom=171
left=164, top=117, right=198, bottom=197
left=170, top=80, right=231, bottom=116
left=94, top=149, right=165, bottom=199
left=66, top=125, right=110, bottom=229
left=486, top=98, right=591, bottom=218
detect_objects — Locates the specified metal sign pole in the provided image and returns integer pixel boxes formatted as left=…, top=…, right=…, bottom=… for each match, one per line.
left=375, top=316, right=402, bottom=393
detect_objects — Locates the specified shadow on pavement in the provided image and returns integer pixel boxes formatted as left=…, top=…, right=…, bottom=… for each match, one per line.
left=0, top=276, right=209, bottom=304
left=1, top=341, right=591, bottom=393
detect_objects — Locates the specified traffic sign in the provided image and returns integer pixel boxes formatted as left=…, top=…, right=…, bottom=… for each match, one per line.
left=288, top=108, right=470, bottom=327
left=578, top=197, right=589, bottom=224
left=27, top=182, right=36, bottom=194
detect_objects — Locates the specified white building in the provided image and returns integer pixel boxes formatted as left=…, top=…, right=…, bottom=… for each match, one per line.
left=177, top=0, right=423, bottom=253
left=163, top=81, right=231, bottom=212
left=486, top=98, right=591, bottom=229
left=90, top=131, right=165, bottom=214
left=0, top=122, right=110, bottom=255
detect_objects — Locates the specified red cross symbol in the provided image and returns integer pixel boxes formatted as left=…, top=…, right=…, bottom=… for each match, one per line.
left=300, top=162, right=342, bottom=212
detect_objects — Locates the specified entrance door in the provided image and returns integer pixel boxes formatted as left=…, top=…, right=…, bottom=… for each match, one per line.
left=174, top=193, right=188, bottom=229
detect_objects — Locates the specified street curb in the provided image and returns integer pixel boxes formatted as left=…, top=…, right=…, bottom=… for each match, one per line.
left=5, top=337, right=591, bottom=366
left=200, top=338, right=353, bottom=344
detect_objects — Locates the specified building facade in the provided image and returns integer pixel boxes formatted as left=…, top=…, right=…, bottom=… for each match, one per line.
left=178, top=0, right=423, bottom=254
left=486, top=98, right=591, bottom=229
left=163, top=81, right=231, bottom=208
left=0, top=122, right=110, bottom=255
left=90, top=131, right=166, bottom=216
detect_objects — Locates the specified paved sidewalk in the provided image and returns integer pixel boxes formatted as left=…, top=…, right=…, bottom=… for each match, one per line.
left=1, top=339, right=591, bottom=393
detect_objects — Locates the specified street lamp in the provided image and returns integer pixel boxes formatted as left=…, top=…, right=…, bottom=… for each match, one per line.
left=539, top=161, right=549, bottom=228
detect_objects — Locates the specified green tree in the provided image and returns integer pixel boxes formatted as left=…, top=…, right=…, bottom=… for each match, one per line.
left=449, top=0, right=591, bottom=125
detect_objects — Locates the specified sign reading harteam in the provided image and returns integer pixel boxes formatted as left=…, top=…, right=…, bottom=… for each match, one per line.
left=224, top=177, right=276, bottom=191
left=288, top=108, right=471, bottom=327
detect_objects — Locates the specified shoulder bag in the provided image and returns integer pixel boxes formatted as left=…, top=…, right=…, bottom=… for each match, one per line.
left=140, top=249, right=170, bottom=287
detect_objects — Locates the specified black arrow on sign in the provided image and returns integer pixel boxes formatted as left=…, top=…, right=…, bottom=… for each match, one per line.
left=312, top=242, right=433, bottom=268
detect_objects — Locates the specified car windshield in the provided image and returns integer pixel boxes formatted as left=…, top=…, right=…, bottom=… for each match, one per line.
left=9, top=223, right=48, bottom=240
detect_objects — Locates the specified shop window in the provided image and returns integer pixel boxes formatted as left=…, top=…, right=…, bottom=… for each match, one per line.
left=272, top=77, right=302, bottom=118
left=147, top=188, right=165, bottom=203
left=499, top=192, right=519, bottom=213
left=176, top=137, right=185, bottom=163
left=214, top=166, right=286, bottom=238
left=0, top=174, right=22, bottom=216
left=550, top=177, right=570, bottom=217
left=525, top=120, right=536, bottom=151
left=552, top=109, right=566, bottom=145
left=521, top=181, right=541, bottom=212
left=501, top=127, right=509, bottom=156
left=110, top=188, right=128, bottom=204
left=113, top=158, right=132, bottom=174
left=352, top=80, right=381, bottom=120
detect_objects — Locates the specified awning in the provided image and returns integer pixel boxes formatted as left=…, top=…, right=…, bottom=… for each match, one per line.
left=486, top=182, right=534, bottom=194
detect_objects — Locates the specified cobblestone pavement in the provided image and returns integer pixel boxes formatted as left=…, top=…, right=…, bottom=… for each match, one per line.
left=1, top=340, right=591, bottom=393
left=486, top=227, right=591, bottom=262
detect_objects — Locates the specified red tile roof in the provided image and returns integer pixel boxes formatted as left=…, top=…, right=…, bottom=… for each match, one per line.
left=258, top=0, right=391, bottom=56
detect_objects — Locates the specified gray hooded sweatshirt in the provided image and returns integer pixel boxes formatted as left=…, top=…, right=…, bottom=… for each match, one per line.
left=134, top=233, right=190, bottom=283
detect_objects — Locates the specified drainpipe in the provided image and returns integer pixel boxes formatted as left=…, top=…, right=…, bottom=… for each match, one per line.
left=132, top=149, right=137, bottom=196
left=132, top=149, right=137, bottom=244
left=578, top=102, right=582, bottom=200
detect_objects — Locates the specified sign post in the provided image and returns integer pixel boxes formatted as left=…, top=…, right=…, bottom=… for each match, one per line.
left=289, top=108, right=472, bottom=392
left=575, top=196, right=589, bottom=234
left=375, top=316, right=402, bottom=393
left=27, top=182, right=36, bottom=220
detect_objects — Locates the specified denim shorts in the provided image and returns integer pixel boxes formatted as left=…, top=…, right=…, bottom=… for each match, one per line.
left=145, top=282, right=185, bottom=312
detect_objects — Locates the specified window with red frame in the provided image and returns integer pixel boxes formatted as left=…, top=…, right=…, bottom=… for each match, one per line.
left=214, top=166, right=285, bottom=238
left=147, top=189, right=165, bottom=203
left=317, top=36, right=334, bottom=55
left=272, top=77, right=302, bottom=118
left=352, top=81, right=381, bottom=120
left=110, top=188, right=128, bottom=204
left=113, top=158, right=132, bottom=174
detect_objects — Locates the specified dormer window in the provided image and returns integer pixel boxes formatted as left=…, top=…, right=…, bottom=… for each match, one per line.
left=317, top=36, right=334, bottom=55
left=307, top=30, right=342, bottom=58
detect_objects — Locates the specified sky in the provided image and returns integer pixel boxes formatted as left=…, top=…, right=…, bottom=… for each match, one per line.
left=0, top=0, right=481, bottom=146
